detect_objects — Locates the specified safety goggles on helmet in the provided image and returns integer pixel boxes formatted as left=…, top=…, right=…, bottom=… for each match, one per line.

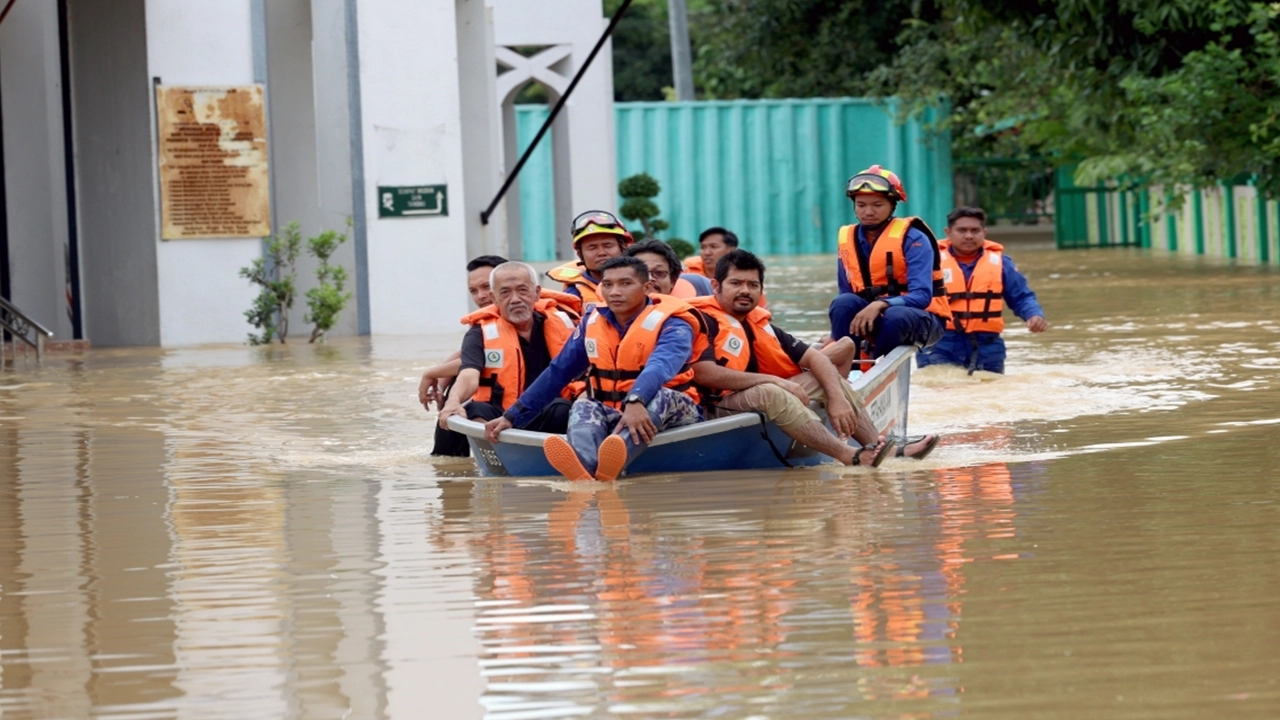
left=845, top=165, right=907, bottom=203
left=570, top=210, right=633, bottom=246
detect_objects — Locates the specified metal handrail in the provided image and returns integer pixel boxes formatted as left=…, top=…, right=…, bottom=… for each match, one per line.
left=0, top=295, right=54, bottom=366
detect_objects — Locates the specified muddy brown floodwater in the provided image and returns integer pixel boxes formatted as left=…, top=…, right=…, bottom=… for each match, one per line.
left=2, top=247, right=1279, bottom=719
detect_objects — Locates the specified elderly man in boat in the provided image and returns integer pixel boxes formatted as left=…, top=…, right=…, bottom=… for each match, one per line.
left=484, top=254, right=705, bottom=482
left=437, top=262, right=583, bottom=434
left=688, top=250, right=896, bottom=467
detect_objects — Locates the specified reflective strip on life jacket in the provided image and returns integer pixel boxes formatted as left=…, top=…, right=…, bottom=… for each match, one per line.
left=939, top=239, right=1005, bottom=333
left=583, top=295, right=703, bottom=408
left=459, top=299, right=578, bottom=409
left=837, top=217, right=952, bottom=321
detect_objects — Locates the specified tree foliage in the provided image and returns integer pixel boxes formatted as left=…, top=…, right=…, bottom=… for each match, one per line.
left=693, top=0, right=936, bottom=98
left=873, top=0, right=1280, bottom=196
left=606, top=0, right=675, bottom=101
left=240, top=222, right=301, bottom=345
left=304, top=221, right=353, bottom=344
left=618, top=172, right=669, bottom=239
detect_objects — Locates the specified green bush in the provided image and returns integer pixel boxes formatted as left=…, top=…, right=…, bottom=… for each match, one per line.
left=618, top=172, right=669, bottom=240
left=304, top=221, right=353, bottom=344
left=240, top=220, right=353, bottom=345
left=667, top=238, right=695, bottom=259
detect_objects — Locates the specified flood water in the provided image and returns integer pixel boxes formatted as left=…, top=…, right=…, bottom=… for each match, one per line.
left=2, top=246, right=1279, bottom=719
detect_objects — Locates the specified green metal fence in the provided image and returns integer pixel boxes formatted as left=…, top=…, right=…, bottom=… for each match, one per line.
left=514, top=98, right=954, bottom=261
left=1053, top=169, right=1278, bottom=263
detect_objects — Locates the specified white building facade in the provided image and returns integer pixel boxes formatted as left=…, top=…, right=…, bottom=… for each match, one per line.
left=0, top=0, right=615, bottom=346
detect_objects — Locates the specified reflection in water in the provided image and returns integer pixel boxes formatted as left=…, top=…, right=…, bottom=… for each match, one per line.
left=1, top=248, right=1279, bottom=717
left=432, top=463, right=1045, bottom=718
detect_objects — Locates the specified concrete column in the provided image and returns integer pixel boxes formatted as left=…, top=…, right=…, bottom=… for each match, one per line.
left=264, top=0, right=360, bottom=339
left=456, top=0, right=506, bottom=261
left=0, top=0, right=74, bottom=339
left=354, top=0, right=468, bottom=334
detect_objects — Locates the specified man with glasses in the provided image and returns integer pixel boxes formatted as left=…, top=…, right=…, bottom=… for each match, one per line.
left=625, top=239, right=712, bottom=297
left=546, top=210, right=634, bottom=309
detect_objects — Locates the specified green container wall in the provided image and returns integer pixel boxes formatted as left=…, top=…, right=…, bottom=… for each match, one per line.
left=1054, top=169, right=1279, bottom=264
left=514, top=99, right=954, bottom=261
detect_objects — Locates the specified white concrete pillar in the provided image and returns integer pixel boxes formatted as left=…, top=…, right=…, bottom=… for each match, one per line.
left=354, top=0, right=468, bottom=334
left=145, top=0, right=263, bottom=345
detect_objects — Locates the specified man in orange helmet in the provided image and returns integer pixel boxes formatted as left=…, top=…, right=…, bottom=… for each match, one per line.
left=828, top=165, right=949, bottom=459
left=546, top=210, right=634, bottom=310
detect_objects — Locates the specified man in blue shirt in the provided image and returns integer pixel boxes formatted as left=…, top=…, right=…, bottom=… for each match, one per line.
left=827, top=166, right=949, bottom=362
left=918, top=207, right=1048, bottom=374
left=484, top=256, right=703, bottom=482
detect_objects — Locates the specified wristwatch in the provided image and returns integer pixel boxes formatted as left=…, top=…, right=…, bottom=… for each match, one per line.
left=624, top=394, right=645, bottom=406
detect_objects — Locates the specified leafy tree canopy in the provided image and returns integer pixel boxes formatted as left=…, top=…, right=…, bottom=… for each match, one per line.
left=871, top=0, right=1280, bottom=195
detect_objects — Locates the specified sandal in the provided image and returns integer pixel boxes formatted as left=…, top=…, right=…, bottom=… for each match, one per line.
left=895, top=434, right=940, bottom=460
left=853, top=438, right=896, bottom=468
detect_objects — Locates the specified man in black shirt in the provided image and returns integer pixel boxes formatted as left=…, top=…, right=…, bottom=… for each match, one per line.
left=437, top=262, right=574, bottom=433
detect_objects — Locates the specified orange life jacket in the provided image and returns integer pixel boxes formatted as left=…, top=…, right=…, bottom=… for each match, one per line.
left=583, top=295, right=703, bottom=408
left=939, top=239, right=1005, bottom=334
left=682, top=255, right=708, bottom=278
left=546, top=262, right=602, bottom=307
left=686, top=297, right=802, bottom=406
left=459, top=298, right=579, bottom=409
left=686, top=297, right=802, bottom=377
left=669, top=277, right=701, bottom=299
left=538, top=287, right=584, bottom=316
left=837, top=217, right=952, bottom=321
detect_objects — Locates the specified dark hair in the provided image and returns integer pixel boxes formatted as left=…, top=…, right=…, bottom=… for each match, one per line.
left=946, top=206, right=987, bottom=226
left=597, top=254, right=649, bottom=282
left=698, top=226, right=740, bottom=248
left=625, top=240, right=682, bottom=281
left=466, top=255, right=509, bottom=272
left=715, top=249, right=766, bottom=285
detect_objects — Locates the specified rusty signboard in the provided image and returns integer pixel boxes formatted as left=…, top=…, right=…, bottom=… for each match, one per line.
left=157, top=85, right=270, bottom=239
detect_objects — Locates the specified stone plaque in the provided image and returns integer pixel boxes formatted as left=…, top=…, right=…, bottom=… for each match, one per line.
left=157, top=85, right=270, bottom=239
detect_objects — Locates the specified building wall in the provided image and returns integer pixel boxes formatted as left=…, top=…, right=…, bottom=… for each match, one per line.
left=67, top=0, right=161, bottom=346
left=354, top=0, right=468, bottom=335
left=0, top=0, right=74, bottom=339
left=145, top=0, right=263, bottom=346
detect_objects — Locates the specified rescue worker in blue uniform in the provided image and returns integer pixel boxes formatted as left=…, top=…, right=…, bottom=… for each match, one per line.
left=917, top=206, right=1048, bottom=374
left=827, top=165, right=950, bottom=362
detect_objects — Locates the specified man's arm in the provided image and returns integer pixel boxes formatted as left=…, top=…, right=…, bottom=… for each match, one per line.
left=501, top=321, right=591, bottom=427
left=437, top=368, right=480, bottom=428
left=882, top=227, right=936, bottom=310
left=798, top=346, right=858, bottom=439
left=836, top=260, right=853, bottom=295
left=692, top=361, right=809, bottom=405
left=1001, top=256, right=1048, bottom=331
left=627, top=321, right=694, bottom=404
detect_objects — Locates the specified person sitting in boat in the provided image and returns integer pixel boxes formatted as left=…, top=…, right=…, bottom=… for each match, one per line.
left=421, top=254, right=507, bottom=457
left=688, top=250, right=927, bottom=466
left=546, top=210, right=634, bottom=310
left=626, top=240, right=712, bottom=298
left=917, top=206, right=1049, bottom=374
left=484, top=255, right=705, bottom=482
left=683, top=226, right=738, bottom=281
left=827, top=165, right=950, bottom=363
left=437, top=262, right=581, bottom=435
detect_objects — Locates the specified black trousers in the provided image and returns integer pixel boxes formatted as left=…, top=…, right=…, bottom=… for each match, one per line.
left=466, top=398, right=572, bottom=434
left=430, top=379, right=472, bottom=457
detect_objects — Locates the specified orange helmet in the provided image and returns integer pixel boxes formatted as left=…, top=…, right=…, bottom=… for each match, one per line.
left=570, top=210, right=634, bottom=249
left=845, top=165, right=907, bottom=203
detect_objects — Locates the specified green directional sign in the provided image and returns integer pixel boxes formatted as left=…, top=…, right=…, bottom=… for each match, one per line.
left=377, top=185, right=448, bottom=218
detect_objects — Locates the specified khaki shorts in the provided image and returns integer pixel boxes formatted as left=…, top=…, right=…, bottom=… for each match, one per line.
left=711, top=371, right=865, bottom=432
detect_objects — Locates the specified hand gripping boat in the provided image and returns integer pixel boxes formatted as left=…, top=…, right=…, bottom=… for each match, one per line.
left=447, top=346, right=917, bottom=478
